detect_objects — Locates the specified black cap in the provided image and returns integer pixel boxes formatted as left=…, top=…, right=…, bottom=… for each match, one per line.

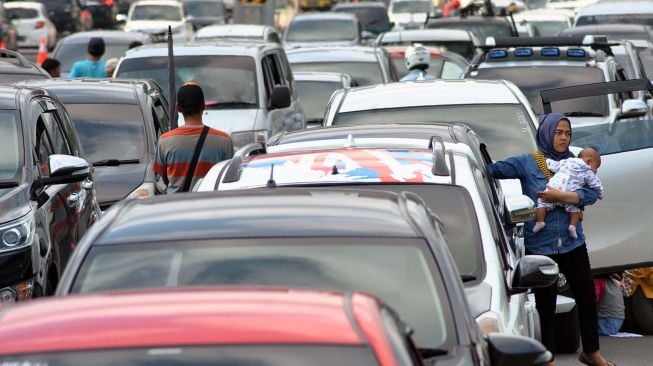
left=88, top=37, right=105, bottom=57
left=177, top=82, right=205, bottom=112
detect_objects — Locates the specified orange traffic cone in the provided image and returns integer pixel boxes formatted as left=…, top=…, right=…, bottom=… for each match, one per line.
left=36, top=37, right=48, bottom=66
left=0, top=40, right=6, bottom=49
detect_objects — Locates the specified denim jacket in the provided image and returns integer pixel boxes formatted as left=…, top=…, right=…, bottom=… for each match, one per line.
left=487, top=153, right=599, bottom=255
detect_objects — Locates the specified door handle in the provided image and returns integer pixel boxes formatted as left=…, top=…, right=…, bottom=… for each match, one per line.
left=82, top=179, right=93, bottom=190
left=67, top=193, right=79, bottom=208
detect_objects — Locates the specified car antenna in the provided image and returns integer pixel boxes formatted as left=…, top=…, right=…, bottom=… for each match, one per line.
left=267, top=164, right=277, bottom=188
left=332, top=165, right=339, bottom=175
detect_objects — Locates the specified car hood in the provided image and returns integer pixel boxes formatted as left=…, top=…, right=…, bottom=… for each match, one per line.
left=126, top=20, right=184, bottom=32
left=178, top=109, right=259, bottom=133
left=0, top=184, right=31, bottom=224
left=391, top=13, right=428, bottom=24
left=94, top=164, right=146, bottom=207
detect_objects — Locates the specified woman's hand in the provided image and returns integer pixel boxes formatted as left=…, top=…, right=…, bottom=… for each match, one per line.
left=538, top=186, right=580, bottom=205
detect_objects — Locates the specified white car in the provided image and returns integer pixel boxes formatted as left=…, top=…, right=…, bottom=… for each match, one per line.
left=388, top=0, right=432, bottom=30
left=574, top=0, right=653, bottom=26
left=5, top=2, right=56, bottom=49
left=124, top=0, right=194, bottom=43
left=512, top=9, right=573, bottom=37
left=193, top=24, right=281, bottom=43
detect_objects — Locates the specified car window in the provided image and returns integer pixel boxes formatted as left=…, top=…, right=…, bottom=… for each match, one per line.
left=291, top=62, right=384, bottom=86
left=151, top=98, right=169, bottom=137
left=6, top=7, right=39, bottom=19
left=296, top=80, right=343, bottom=122
left=35, top=119, right=54, bottom=177
left=42, top=111, right=71, bottom=155
left=441, top=61, right=465, bottom=79
left=72, top=237, right=453, bottom=351
left=468, top=66, right=609, bottom=116
left=130, top=5, right=182, bottom=21
left=55, top=109, right=82, bottom=157
left=392, top=1, right=431, bottom=13
left=117, top=55, right=258, bottom=109
left=55, top=43, right=133, bottom=73
left=0, top=111, right=21, bottom=182
left=382, top=40, right=475, bottom=60
left=428, top=22, right=513, bottom=40
left=334, top=7, right=391, bottom=34
left=286, top=18, right=358, bottom=42
left=572, top=117, right=653, bottom=155
left=276, top=51, right=294, bottom=93
left=183, top=0, right=224, bottom=17
left=333, top=104, right=537, bottom=160
left=576, top=14, right=653, bottom=27
left=66, top=104, right=146, bottom=164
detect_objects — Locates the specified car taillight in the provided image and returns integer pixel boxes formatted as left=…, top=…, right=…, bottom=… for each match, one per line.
left=81, top=10, right=91, bottom=19
left=35, top=21, right=45, bottom=29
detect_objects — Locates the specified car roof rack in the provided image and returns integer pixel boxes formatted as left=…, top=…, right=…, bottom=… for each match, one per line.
left=482, top=35, right=615, bottom=54
left=0, top=49, right=36, bottom=68
left=222, top=142, right=267, bottom=183
left=428, top=136, right=450, bottom=177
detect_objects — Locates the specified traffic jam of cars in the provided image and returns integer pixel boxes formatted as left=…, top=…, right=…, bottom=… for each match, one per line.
left=0, top=0, right=652, bottom=365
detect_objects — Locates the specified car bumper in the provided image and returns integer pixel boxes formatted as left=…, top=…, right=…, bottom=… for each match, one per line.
left=0, top=246, right=36, bottom=301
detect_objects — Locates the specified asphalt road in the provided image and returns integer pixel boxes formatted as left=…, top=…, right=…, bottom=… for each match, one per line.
left=557, top=335, right=651, bottom=365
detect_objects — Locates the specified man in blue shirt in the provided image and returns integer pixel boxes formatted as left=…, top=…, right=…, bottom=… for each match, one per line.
left=69, top=37, right=107, bottom=78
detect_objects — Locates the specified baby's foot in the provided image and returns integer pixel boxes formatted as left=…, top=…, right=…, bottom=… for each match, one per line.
left=568, top=225, right=578, bottom=239
left=533, top=222, right=546, bottom=233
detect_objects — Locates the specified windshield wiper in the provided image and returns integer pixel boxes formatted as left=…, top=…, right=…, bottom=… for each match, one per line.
left=461, top=274, right=477, bottom=282
left=563, top=111, right=605, bottom=117
left=93, top=159, right=140, bottom=167
left=418, top=348, right=448, bottom=358
left=205, top=101, right=257, bottom=109
left=0, top=181, right=18, bottom=189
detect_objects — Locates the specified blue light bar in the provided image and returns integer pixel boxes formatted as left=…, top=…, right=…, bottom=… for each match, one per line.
left=541, top=48, right=560, bottom=57
left=567, top=48, right=586, bottom=58
left=489, top=49, right=508, bottom=59
left=514, top=48, right=533, bottom=57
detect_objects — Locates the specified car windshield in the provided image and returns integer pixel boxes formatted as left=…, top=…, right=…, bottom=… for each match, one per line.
left=66, top=104, right=145, bottom=164
left=130, top=5, right=182, bottom=21
left=296, top=80, right=342, bottom=122
left=0, top=73, right=48, bottom=83
left=0, top=112, right=21, bottom=182
left=392, top=1, right=431, bottom=13
left=390, top=56, right=464, bottom=78
left=429, top=22, right=513, bottom=40
left=6, top=8, right=39, bottom=19
left=184, top=1, right=224, bottom=16
left=334, top=7, right=391, bottom=34
left=55, top=43, right=135, bottom=73
left=383, top=40, right=475, bottom=60
left=71, top=238, right=451, bottom=350
left=286, top=19, right=357, bottom=42
left=0, top=345, right=378, bottom=365
left=333, top=104, right=537, bottom=160
left=576, top=14, right=653, bottom=26
left=116, top=55, right=258, bottom=108
left=291, top=62, right=383, bottom=86
left=468, top=66, right=609, bottom=116
left=530, top=20, right=569, bottom=36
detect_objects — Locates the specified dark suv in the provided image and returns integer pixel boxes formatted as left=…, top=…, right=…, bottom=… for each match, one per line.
left=0, top=84, right=100, bottom=302
left=35, top=0, right=88, bottom=35
left=18, top=78, right=170, bottom=210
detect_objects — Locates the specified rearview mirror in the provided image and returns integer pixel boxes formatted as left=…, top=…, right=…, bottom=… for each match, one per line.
left=511, top=255, right=558, bottom=292
left=505, top=194, right=536, bottom=224
left=619, top=99, right=647, bottom=119
left=486, top=333, right=552, bottom=366
left=269, top=85, right=291, bottom=110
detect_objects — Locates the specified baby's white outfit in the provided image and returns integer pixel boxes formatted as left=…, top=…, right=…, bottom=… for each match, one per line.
left=538, top=157, right=604, bottom=212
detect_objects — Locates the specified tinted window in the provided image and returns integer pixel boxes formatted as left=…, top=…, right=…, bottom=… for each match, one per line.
left=576, top=14, right=653, bottom=26
left=56, top=43, right=133, bottom=73
left=334, top=104, right=537, bottom=160
left=117, top=56, right=258, bottom=108
left=572, top=117, right=653, bottom=155
left=0, top=112, right=21, bottom=181
left=6, top=8, right=39, bottom=19
left=0, top=345, right=379, bottom=365
left=392, top=1, right=431, bottom=13
left=66, top=104, right=145, bottom=164
left=529, top=20, right=569, bottom=36
left=468, top=66, right=609, bottom=116
left=286, top=19, right=357, bottom=42
left=72, top=238, right=451, bottom=350
left=291, top=62, right=383, bottom=86
left=429, top=22, right=513, bottom=39
left=334, top=7, right=391, bottom=33
left=296, top=80, right=342, bottom=122
left=42, top=112, right=70, bottom=155
left=637, top=46, right=653, bottom=77
left=130, top=5, right=182, bottom=21
left=183, top=0, right=224, bottom=16
left=0, top=73, right=48, bottom=83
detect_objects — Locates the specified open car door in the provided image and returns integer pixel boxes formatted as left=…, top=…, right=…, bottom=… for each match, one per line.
left=540, top=79, right=653, bottom=273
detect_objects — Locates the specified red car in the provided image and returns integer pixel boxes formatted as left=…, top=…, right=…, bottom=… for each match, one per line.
left=0, top=288, right=423, bottom=365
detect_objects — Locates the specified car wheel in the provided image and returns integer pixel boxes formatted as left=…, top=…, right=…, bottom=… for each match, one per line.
left=554, top=304, right=580, bottom=353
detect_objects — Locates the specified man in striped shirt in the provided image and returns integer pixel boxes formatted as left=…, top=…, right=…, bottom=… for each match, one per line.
left=153, top=83, right=233, bottom=193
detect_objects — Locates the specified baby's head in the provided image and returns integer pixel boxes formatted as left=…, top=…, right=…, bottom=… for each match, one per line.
left=579, top=147, right=601, bottom=174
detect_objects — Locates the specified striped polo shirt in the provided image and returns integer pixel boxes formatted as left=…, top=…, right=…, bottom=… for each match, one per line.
left=153, top=125, right=233, bottom=193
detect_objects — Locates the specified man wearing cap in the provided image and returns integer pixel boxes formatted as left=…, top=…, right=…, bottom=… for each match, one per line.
left=153, top=83, right=234, bottom=193
left=69, top=37, right=107, bottom=78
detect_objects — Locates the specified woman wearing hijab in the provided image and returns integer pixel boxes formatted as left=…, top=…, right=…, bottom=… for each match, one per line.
left=487, top=113, right=615, bottom=366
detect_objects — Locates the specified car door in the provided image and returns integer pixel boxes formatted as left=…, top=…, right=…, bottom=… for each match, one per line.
left=30, top=98, right=80, bottom=285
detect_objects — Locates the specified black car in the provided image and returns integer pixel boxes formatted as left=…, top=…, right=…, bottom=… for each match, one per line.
left=81, top=0, right=118, bottom=29
left=52, top=30, right=152, bottom=77
left=183, top=0, right=227, bottom=30
left=34, top=0, right=86, bottom=35
left=18, top=78, right=170, bottom=210
left=56, top=188, right=551, bottom=366
left=0, top=49, right=50, bottom=83
left=426, top=16, right=517, bottom=40
left=0, top=84, right=100, bottom=302
left=332, top=2, right=393, bottom=36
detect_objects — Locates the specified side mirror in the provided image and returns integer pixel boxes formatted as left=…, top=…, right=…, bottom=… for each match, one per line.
left=504, top=194, right=536, bottom=224
left=619, top=99, right=647, bottom=119
left=511, top=255, right=558, bottom=292
left=269, top=85, right=291, bottom=110
left=486, top=333, right=552, bottom=366
left=31, top=155, right=90, bottom=197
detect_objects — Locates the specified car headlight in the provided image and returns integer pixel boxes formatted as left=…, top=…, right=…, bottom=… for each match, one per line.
left=231, top=130, right=268, bottom=150
left=127, top=182, right=155, bottom=199
left=0, top=215, right=35, bottom=253
left=477, top=311, right=503, bottom=334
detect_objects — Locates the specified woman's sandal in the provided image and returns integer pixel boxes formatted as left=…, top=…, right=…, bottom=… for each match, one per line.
left=578, top=352, right=617, bottom=366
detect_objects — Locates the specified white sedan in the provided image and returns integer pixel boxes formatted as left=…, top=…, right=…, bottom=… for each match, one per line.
left=124, top=0, right=194, bottom=43
left=5, top=2, right=56, bottom=49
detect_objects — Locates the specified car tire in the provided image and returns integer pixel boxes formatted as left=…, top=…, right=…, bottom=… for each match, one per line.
left=554, top=304, right=580, bottom=353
